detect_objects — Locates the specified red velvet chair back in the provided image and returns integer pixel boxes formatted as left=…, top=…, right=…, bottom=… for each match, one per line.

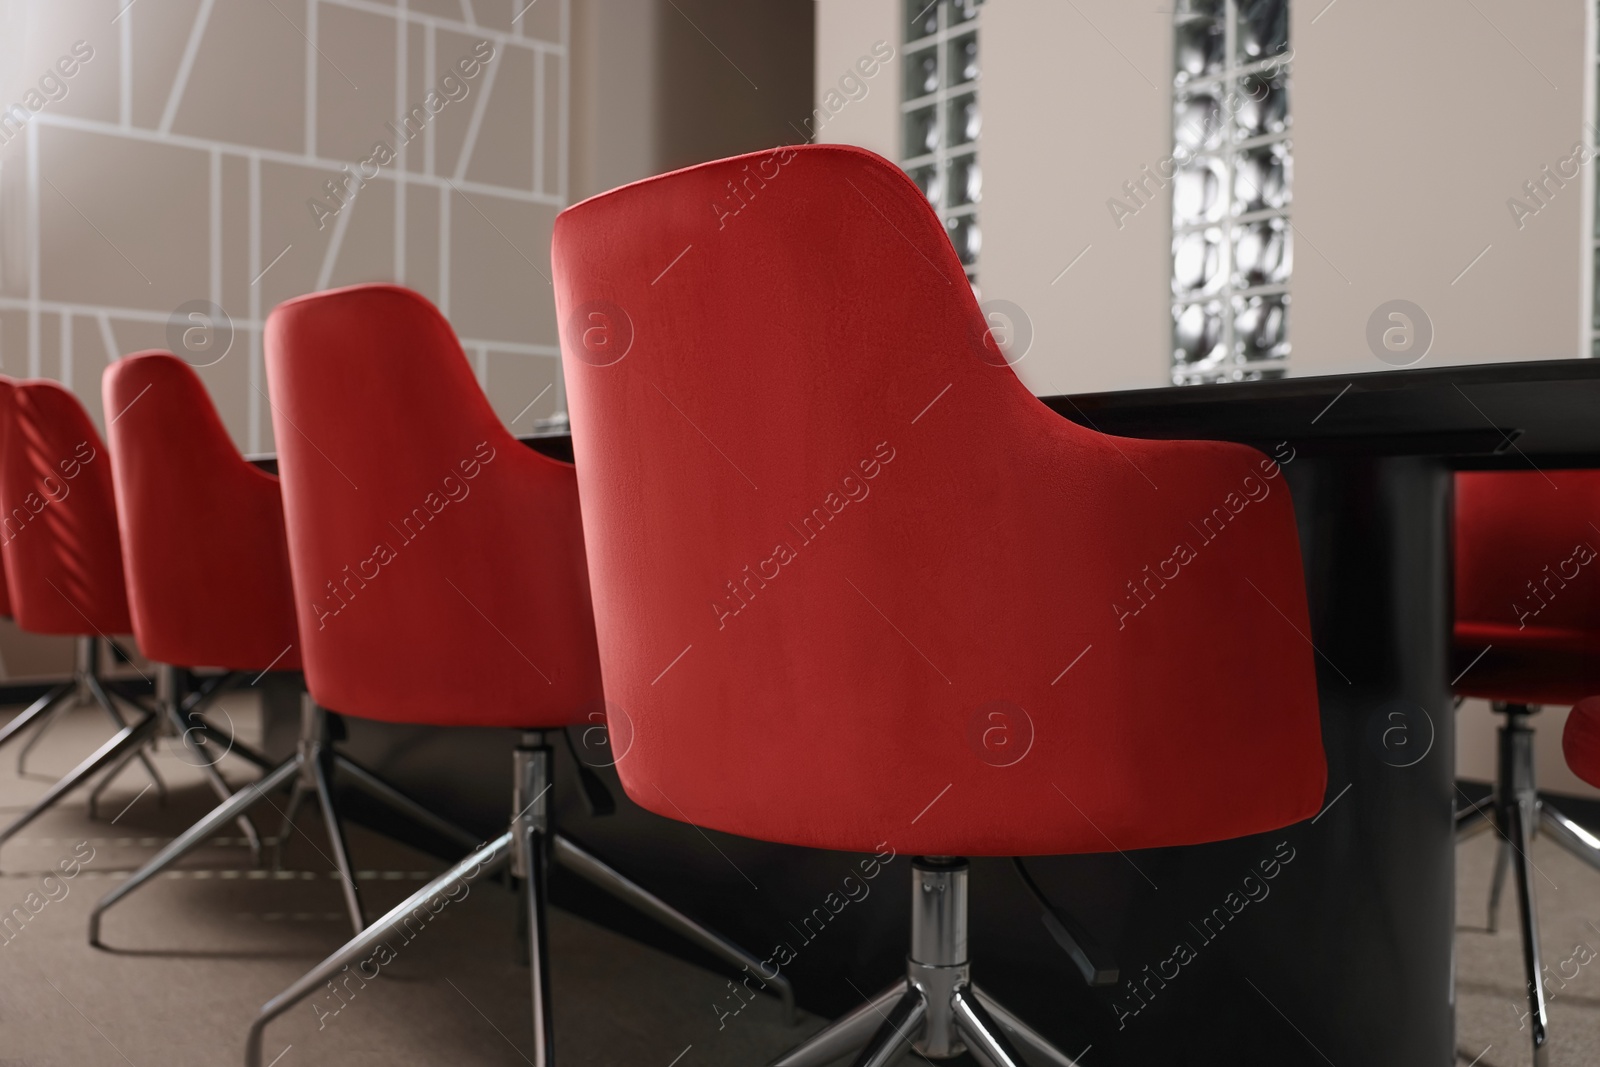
left=103, top=352, right=302, bottom=672
left=264, top=284, right=601, bottom=727
left=0, top=380, right=131, bottom=636
left=1454, top=469, right=1600, bottom=703
left=553, top=145, right=1325, bottom=856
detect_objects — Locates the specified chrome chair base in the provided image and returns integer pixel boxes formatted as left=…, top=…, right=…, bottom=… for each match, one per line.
left=770, top=857, right=1082, bottom=1067
left=244, top=730, right=794, bottom=1067
left=1, top=637, right=154, bottom=779
left=153, top=665, right=269, bottom=856
left=1454, top=702, right=1600, bottom=1067
left=86, top=666, right=270, bottom=841
left=0, top=636, right=164, bottom=783
left=89, top=695, right=482, bottom=945
left=0, top=637, right=175, bottom=863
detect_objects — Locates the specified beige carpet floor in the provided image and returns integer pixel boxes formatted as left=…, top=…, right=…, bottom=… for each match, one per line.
left=1455, top=810, right=1600, bottom=1066
left=3, top=695, right=1600, bottom=1066
left=0, top=697, right=814, bottom=1066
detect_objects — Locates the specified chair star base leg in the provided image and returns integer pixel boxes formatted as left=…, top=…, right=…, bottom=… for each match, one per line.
left=161, top=665, right=263, bottom=858
left=767, top=858, right=1082, bottom=1067
left=1451, top=703, right=1588, bottom=1066
left=247, top=731, right=551, bottom=1067
left=333, top=752, right=482, bottom=852
left=1493, top=707, right=1550, bottom=1066
left=88, top=696, right=472, bottom=949
left=88, top=756, right=302, bottom=947
left=0, top=680, right=76, bottom=752
left=244, top=730, right=788, bottom=1066
left=0, top=712, right=162, bottom=862
left=14, top=686, right=78, bottom=776
left=513, top=735, right=555, bottom=1067
left=244, top=832, right=514, bottom=1067
left=1541, top=803, right=1600, bottom=873
left=552, top=832, right=797, bottom=1024
left=768, top=982, right=907, bottom=1067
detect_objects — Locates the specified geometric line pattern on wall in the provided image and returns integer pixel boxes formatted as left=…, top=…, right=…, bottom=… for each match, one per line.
left=0, top=0, right=570, bottom=451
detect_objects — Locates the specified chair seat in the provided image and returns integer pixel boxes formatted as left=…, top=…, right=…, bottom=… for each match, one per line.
left=1563, top=697, right=1600, bottom=788
left=1453, top=469, right=1600, bottom=707
left=1453, top=622, right=1600, bottom=705
left=1457, top=621, right=1600, bottom=657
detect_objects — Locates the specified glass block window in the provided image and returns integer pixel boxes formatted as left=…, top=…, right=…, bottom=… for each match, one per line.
left=1170, top=0, right=1292, bottom=384
left=903, top=0, right=984, bottom=287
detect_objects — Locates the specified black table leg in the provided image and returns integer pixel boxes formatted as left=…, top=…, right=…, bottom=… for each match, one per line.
left=1274, top=454, right=1456, bottom=1066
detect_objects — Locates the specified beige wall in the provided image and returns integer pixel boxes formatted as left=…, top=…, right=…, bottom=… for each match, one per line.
left=570, top=0, right=660, bottom=200
left=654, top=0, right=813, bottom=175
left=981, top=0, right=1172, bottom=395
left=813, top=0, right=1600, bottom=796
left=816, top=0, right=1597, bottom=392
left=1300, top=8, right=1599, bottom=800
left=571, top=0, right=814, bottom=201
left=812, top=0, right=1172, bottom=394
left=0, top=0, right=570, bottom=680
left=0, top=0, right=813, bottom=449
left=0, top=0, right=810, bottom=682
left=812, top=0, right=897, bottom=158
left=1292, top=0, right=1594, bottom=375
left=0, top=0, right=570, bottom=456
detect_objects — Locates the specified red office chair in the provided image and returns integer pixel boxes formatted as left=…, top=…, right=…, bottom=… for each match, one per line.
left=552, top=144, right=1328, bottom=1064
left=0, top=377, right=11, bottom=619
left=243, top=283, right=790, bottom=1066
left=0, top=375, right=30, bottom=739
left=1563, top=697, right=1600, bottom=789
left=89, top=351, right=484, bottom=947
left=0, top=378, right=166, bottom=854
left=96, top=350, right=295, bottom=859
left=0, top=373, right=117, bottom=776
left=1452, top=469, right=1600, bottom=1066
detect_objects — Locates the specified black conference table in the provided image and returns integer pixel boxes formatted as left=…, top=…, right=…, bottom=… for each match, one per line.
left=1042, top=358, right=1600, bottom=1066
left=263, top=358, right=1600, bottom=1067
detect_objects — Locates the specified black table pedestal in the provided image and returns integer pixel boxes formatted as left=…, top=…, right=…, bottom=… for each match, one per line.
left=1277, top=455, right=1456, bottom=1065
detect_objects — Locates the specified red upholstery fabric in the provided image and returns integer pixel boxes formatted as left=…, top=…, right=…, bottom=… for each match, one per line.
left=103, top=352, right=302, bottom=672
left=1453, top=470, right=1600, bottom=705
left=1564, top=697, right=1600, bottom=788
left=264, top=284, right=601, bottom=727
left=0, top=376, right=14, bottom=618
left=0, top=380, right=131, bottom=635
left=552, top=144, right=1326, bottom=856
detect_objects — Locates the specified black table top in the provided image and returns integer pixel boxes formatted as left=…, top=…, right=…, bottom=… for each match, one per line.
left=1043, top=358, right=1600, bottom=467
left=244, top=359, right=1599, bottom=471
left=246, top=430, right=573, bottom=473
